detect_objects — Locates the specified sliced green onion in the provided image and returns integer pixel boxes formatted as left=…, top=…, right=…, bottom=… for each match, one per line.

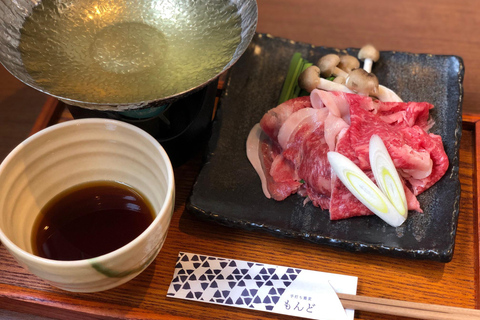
left=328, top=151, right=407, bottom=227
left=369, top=135, right=408, bottom=218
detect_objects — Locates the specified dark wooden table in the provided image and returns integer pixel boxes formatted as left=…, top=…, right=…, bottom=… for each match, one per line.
left=1, top=1, right=480, bottom=319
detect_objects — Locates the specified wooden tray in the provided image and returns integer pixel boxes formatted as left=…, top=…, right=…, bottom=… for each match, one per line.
left=1, top=86, right=479, bottom=319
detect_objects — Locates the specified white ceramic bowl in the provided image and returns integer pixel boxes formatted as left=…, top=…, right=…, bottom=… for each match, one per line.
left=0, top=119, right=175, bottom=292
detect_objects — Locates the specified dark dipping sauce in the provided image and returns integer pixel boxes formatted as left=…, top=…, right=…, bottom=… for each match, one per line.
left=32, top=181, right=155, bottom=261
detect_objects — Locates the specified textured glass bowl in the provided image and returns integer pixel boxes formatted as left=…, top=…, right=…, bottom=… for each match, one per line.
left=0, top=0, right=257, bottom=111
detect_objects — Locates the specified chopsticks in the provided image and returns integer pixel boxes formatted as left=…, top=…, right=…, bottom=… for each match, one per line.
left=338, top=293, right=480, bottom=320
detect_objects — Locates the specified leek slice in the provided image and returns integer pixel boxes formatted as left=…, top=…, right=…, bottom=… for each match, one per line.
left=369, top=134, right=408, bottom=218
left=328, top=151, right=406, bottom=227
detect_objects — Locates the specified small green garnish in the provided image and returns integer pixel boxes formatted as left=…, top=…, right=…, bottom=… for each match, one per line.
left=299, top=179, right=305, bottom=184
left=278, top=53, right=316, bottom=104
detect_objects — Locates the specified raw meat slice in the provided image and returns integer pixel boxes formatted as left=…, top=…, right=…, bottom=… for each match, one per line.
left=261, top=137, right=301, bottom=201
left=346, top=101, right=447, bottom=195
left=260, top=96, right=311, bottom=142
left=278, top=108, right=328, bottom=149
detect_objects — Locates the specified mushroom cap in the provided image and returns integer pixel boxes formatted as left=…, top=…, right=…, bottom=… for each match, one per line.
left=317, top=54, right=341, bottom=78
left=338, top=55, right=360, bottom=73
left=345, top=68, right=379, bottom=96
left=298, top=65, right=321, bottom=92
left=358, top=44, right=380, bottom=62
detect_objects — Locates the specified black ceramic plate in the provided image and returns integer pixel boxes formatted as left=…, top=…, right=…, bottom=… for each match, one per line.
left=186, top=33, right=464, bottom=262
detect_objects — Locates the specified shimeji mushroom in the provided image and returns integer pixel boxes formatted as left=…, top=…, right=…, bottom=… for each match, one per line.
left=345, top=68, right=379, bottom=96
left=356, top=44, right=402, bottom=102
left=298, top=66, right=354, bottom=94
left=345, top=68, right=402, bottom=102
left=338, top=54, right=360, bottom=73
left=317, top=54, right=349, bottom=78
left=358, top=44, right=380, bottom=73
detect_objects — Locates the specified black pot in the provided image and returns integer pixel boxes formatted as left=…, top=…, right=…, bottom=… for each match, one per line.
left=68, top=79, right=218, bottom=167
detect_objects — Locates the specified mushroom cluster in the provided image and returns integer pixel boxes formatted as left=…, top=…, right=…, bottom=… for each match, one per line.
left=298, top=45, right=402, bottom=102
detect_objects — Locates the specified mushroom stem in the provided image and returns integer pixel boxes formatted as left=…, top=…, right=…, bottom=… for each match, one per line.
left=334, top=68, right=349, bottom=78
left=376, top=85, right=403, bottom=102
left=298, top=66, right=354, bottom=94
left=363, top=59, right=374, bottom=73
left=318, top=77, right=354, bottom=93
left=333, top=76, right=346, bottom=85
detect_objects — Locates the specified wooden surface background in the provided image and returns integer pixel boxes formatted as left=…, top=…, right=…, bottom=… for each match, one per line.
left=0, top=0, right=479, bottom=319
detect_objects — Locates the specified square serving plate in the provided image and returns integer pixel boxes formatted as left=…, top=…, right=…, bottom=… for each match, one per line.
left=186, top=33, right=464, bottom=262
